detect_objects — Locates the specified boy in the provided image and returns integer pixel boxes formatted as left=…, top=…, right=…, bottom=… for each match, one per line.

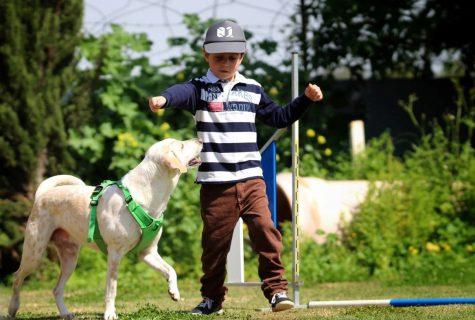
left=149, top=20, right=323, bottom=314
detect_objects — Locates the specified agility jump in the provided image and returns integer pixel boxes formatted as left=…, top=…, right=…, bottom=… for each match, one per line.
left=226, top=52, right=475, bottom=310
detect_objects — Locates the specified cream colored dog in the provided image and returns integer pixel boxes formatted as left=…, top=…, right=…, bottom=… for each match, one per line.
left=8, top=138, right=202, bottom=320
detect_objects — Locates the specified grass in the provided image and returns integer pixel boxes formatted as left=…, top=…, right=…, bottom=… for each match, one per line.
left=1, top=277, right=474, bottom=319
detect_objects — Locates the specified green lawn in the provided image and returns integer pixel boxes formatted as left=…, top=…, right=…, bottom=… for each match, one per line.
left=1, top=279, right=474, bottom=319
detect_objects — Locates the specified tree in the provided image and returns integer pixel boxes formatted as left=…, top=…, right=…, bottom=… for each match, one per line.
left=292, top=0, right=474, bottom=80
left=0, top=0, right=83, bottom=282
left=0, top=0, right=83, bottom=197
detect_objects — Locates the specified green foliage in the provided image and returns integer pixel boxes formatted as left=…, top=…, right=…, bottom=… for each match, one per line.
left=331, top=132, right=402, bottom=180
left=335, top=87, right=475, bottom=283
left=0, top=196, right=30, bottom=284
left=293, top=0, right=474, bottom=79
left=0, top=0, right=82, bottom=195
left=280, top=223, right=370, bottom=284
left=69, top=24, right=180, bottom=181
left=0, top=0, right=83, bottom=282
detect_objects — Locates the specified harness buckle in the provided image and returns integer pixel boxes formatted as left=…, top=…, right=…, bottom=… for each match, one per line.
left=90, top=199, right=98, bottom=206
left=125, top=195, right=133, bottom=204
left=92, top=186, right=103, bottom=196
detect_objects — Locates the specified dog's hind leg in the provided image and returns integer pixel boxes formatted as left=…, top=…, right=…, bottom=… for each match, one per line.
left=51, top=228, right=80, bottom=319
left=141, top=250, right=180, bottom=301
left=8, top=214, right=55, bottom=318
left=104, top=250, right=124, bottom=320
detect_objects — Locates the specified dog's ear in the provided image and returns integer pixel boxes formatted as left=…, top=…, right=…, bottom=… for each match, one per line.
left=163, top=152, right=188, bottom=173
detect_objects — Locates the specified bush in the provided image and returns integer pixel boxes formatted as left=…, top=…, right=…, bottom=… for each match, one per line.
left=342, top=127, right=475, bottom=282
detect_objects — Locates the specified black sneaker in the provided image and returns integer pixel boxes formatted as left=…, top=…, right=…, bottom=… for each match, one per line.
left=191, top=297, right=224, bottom=315
left=271, top=292, right=294, bottom=312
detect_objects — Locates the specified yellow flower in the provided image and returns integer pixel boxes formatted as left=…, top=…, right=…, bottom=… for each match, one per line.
left=306, top=129, right=316, bottom=138
left=441, top=243, right=451, bottom=251
left=466, top=244, right=474, bottom=253
left=324, top=148, right=332, bottom=156
left=276, top=154, right=280, bottom=162
left=156, top=109, right=165, bottom=117
left=117, top=132, right=138, bottom=148
left=269, top=87, right=278, bottom=96
left=118, top=132, right=129, bottom=142
left=426, top=242, right=440, bottom=252
left=176, top=72, right=185, bottom=81
left=317, top=135, right=326, bottom=144
left=408, top=246, right=419, bottom=255
left=160, top=122, right=170, bottom=131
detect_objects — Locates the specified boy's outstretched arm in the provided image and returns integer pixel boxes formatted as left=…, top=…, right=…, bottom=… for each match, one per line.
left=148, top=82, right=198, bottom=114
left=256, top=83, right=323, bottom=128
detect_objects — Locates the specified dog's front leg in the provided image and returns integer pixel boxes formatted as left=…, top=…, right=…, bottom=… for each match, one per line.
left=141, top=250, right=180, bottom=301
left=104, top=250, right=124, bottom=320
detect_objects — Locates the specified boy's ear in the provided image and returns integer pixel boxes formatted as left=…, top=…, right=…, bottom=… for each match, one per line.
left=202, top=49, right=209, bottom=62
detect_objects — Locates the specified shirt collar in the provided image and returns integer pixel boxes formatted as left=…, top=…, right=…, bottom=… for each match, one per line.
left=206, top=69, right=246, bottom=84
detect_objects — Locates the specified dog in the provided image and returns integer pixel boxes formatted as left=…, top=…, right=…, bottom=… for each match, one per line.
left=8, top=138, right=203, bottom=320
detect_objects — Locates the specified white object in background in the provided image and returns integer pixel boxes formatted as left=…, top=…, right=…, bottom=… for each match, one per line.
left=350, top=120, right=365, bottom=156
left=226, top=218, right=244, bottom=283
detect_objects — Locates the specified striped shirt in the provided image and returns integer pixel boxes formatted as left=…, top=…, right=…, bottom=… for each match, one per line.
left=161, top=70, right=312, bottom=184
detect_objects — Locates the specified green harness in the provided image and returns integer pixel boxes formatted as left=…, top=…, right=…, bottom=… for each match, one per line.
left=87, top=180, right=164, bottom=256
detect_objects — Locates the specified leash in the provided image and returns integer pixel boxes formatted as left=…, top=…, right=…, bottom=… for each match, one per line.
left=88, top=180, right=164, bottom=256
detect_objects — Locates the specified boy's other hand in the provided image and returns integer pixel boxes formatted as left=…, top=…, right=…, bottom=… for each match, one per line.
left=304, top=83, right=323, bottom=102
left=149, top=96, right=167, bottom=112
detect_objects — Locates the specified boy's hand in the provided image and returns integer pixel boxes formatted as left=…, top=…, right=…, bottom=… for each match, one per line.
left=305, top=83, right=323, bottom=102
left=149, top=96, right=167, bottom=113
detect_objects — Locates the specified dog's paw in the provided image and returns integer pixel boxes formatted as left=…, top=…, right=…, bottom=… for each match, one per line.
left=103, top=310, right=118, bottom=320
left=60, top=313, right=75, bottom=320
left=168, top=288, right=181, bottom=301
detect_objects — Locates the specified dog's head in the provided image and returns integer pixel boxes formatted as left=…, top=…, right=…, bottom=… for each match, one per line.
left=146, top=138, right=202, bottom=174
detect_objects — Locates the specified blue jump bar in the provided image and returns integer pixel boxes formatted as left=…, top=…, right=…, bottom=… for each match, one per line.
left=390, top=297, right=475, bottom=307
left=308, top=297, right=475, bottom=308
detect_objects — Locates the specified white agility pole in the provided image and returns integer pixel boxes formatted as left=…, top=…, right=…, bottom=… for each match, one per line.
left=291, top=51, right=301, bottom=307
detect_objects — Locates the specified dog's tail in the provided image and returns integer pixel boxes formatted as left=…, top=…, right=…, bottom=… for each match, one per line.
left=35, top=175, right=86, bottom=200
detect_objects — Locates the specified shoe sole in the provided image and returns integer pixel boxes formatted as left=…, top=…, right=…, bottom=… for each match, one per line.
left=191, top=309, right=224, bottom=315
left=272, top=301, right=294, bottom=312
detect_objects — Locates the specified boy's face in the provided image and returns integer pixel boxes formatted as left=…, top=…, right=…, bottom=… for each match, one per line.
left=203, top=52, right=244, bottom=81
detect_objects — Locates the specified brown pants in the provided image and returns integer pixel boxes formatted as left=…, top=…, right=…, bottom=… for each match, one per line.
left=199, top=178, right=288, bottom=304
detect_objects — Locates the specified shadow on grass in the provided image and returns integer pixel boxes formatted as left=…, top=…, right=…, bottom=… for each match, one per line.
left=3, top=309, right=222, bottom=320
left=121, top=306, right=229, bottom=319
left=4, top=313, right=103, bottom=320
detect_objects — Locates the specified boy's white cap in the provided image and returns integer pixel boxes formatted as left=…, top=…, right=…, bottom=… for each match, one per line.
left=203, top=20, right=247, bottom=53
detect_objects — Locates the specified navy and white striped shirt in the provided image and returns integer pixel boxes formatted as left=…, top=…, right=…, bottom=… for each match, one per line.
left=162, top=70, right=312, bottom=184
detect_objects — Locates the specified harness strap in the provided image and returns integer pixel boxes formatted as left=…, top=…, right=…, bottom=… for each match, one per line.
left=87, top=180, right=163, bottom=255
